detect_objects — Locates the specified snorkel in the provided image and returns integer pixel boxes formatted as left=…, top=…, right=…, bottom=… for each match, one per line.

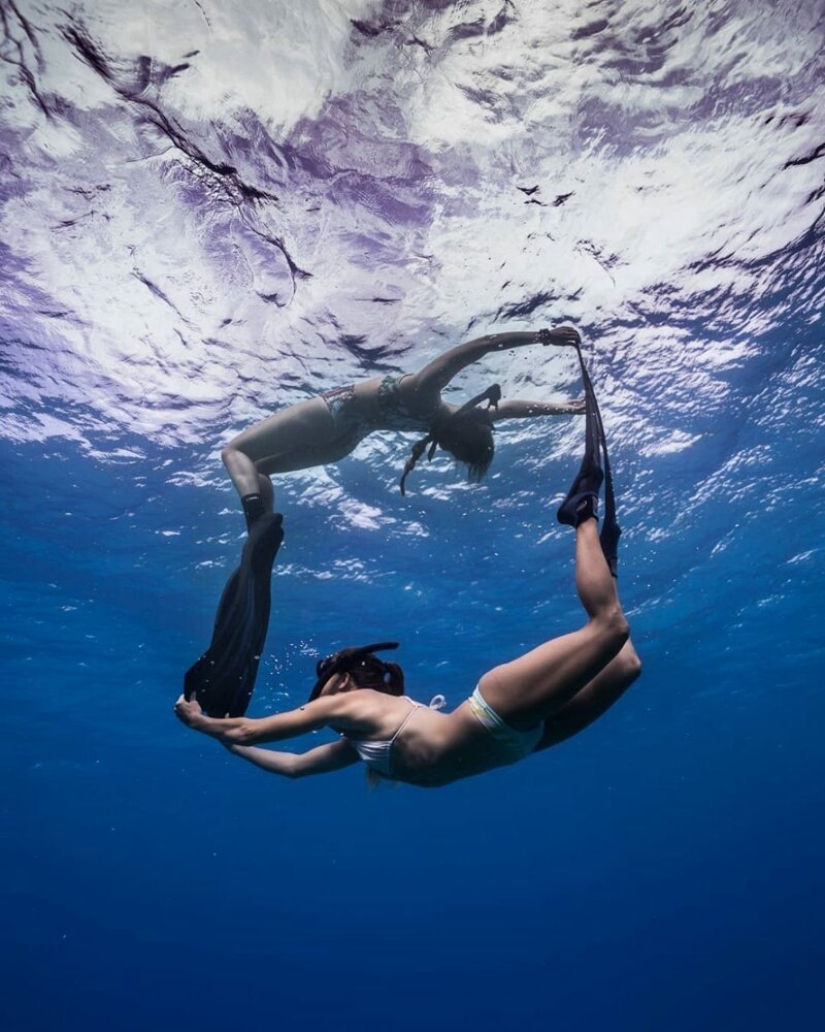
left=307, top=641, right=402, bottom=701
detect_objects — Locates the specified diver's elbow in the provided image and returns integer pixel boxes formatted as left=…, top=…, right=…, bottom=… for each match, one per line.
left=229, top=720, right=257, bottom=746
left=280, top=754, right=303, bottom=779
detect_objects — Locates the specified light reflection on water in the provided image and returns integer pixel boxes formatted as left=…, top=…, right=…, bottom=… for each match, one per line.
left=1, top=0, right=823, bottom=596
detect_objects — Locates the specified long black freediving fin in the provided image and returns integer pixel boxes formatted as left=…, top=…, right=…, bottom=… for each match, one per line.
left=557, top=347, right=622, bottom=576
left=577, top=350, right=622, bottom=575
left=184, top=511, right=284, bottom=717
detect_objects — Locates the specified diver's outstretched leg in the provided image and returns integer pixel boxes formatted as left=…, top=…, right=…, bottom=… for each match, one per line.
left=222, top=396, right=342, bottom=514
left=478, top=520, right=629, bottom=731
left=258, top=473, right=274, bottom=514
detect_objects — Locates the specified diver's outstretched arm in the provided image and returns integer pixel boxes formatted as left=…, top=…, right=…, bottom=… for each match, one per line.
left=490, top=398, right=585, bottom=421
left=408, top=325, right=580, bottom=396
left=174, top=692, right=357, bottom=746
left=225, top=739, right=360, bottom=778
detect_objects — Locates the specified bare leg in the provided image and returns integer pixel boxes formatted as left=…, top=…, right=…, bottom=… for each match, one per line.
left=258, top=473, right=274, bottom=513
left=534, top=640, right=642, bottom=751
left=477, top=520, right=629, bottom=731
left=221, top=397, right=348, bottom=502
left=222, top=443, right=269, bottom=500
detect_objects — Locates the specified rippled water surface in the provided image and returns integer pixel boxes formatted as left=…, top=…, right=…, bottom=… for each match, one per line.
left=2, top=1, right=824, bottom=1029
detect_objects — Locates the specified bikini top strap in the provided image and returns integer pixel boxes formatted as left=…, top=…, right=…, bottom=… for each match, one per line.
left=390, top=697, right=421, bottom=743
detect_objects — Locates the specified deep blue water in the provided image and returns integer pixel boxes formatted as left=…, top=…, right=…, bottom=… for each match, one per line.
left=2, top=1, right=824, bottom=1030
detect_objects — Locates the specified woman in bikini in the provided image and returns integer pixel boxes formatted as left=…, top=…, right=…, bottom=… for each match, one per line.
left=175, top=407, right=642, bottom=786
left=223, top=325, right=584, bottom=527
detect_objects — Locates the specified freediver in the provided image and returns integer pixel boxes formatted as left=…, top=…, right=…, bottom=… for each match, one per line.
left=183, top=326, right=585, bottom=718
left=176, top=339, right=640, bottom=783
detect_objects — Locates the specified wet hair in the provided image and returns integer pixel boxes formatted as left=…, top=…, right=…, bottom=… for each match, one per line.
left=308, top=642, right=405, bottom=701
left=434, top=409, right=495, bottom=481
left=399, top=384, right=501, bottom=494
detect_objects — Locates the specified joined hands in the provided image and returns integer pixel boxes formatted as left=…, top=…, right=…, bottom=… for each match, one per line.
left=536, top=326, right=581, bottom=347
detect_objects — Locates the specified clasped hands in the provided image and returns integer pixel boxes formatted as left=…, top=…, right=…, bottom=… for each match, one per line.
left=535, top=326, right=581, bottom=347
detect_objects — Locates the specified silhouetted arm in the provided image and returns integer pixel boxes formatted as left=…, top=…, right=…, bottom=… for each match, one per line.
left=174, top=693, right=359, bottom=746
left=490, top=398, right=585, bottom=422
left=408, top=325, right=580, bottom=397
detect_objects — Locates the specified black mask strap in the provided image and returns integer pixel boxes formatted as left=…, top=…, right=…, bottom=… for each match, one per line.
left=309, top=642, right=400, bottom=701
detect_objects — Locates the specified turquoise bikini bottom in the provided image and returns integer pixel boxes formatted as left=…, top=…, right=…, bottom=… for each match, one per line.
left=467, top=685, right=544, bottom=763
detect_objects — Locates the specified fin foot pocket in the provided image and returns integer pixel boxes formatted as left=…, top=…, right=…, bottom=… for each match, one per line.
left=557, top=491, right=599, bottom=527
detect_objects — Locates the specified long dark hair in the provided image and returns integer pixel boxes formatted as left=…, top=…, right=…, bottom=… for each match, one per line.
left=308, top=642, right=405, bottom=701
left=399, top=384, right=501, bottom=494
left=347, top=655, right=405, bottom=694
left=433, top=408, right=495, bottom=481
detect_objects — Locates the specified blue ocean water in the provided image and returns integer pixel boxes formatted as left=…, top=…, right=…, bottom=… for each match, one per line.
left=2, top=1, right=824, bottom=1029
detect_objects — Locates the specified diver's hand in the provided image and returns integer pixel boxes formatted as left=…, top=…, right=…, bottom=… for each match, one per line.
left=174, top=693, right=204, bottom=729
left=536, top=326, right=581, bottom=347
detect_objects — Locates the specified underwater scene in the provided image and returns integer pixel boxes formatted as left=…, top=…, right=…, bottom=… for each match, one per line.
left=2, top=1, right=824, bottom=1029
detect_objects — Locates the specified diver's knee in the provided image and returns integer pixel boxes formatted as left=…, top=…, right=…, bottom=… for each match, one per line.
left=221, top=444, right=247, bottom=472
left=596, top=605, right=629, bottom=648
left=619, top=641, right=642, bottom=683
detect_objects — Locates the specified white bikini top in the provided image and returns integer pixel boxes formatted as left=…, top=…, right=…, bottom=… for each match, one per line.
left=343, top=695, right=446, bottom=778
